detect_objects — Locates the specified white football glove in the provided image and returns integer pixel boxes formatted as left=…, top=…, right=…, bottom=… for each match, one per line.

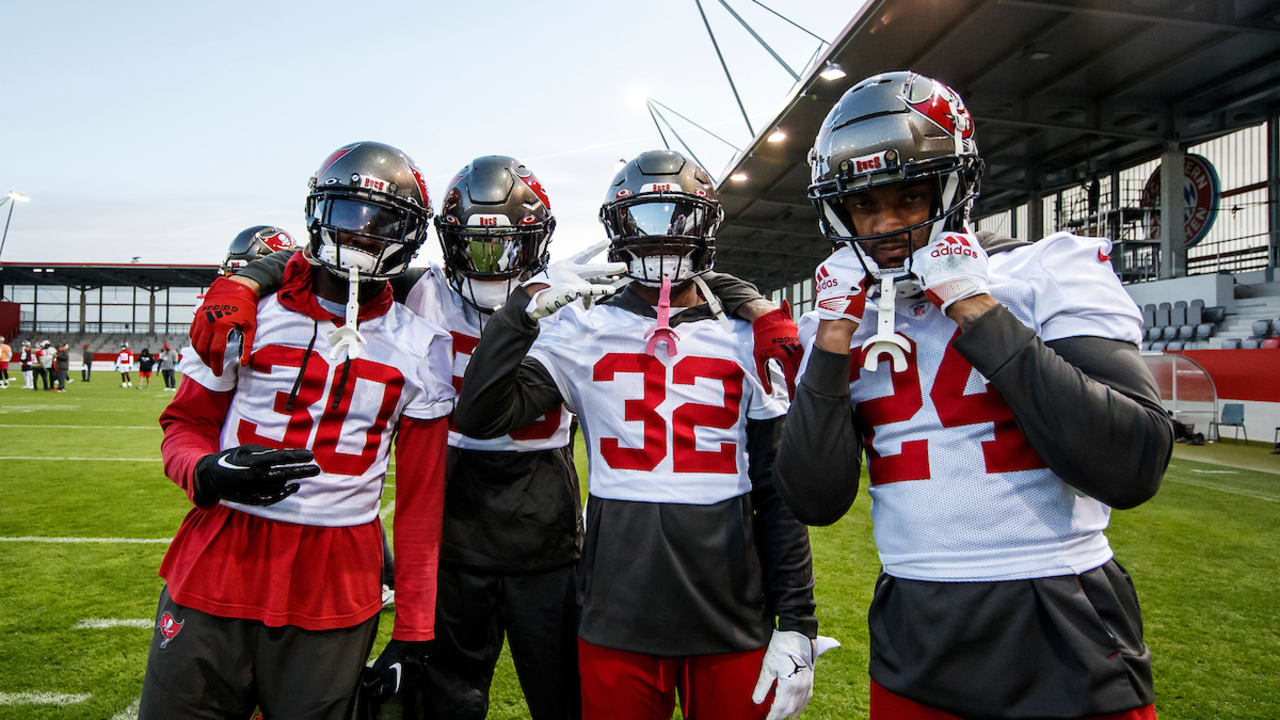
left=813, top=245, right=869, bottom=324
left=911, top=232, right=990, bottom=313
left=524, top=240, right=627, bottom=320
left=752, top=630, right=815, bottom=720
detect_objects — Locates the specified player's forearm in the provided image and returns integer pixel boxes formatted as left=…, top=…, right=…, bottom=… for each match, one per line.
left=699, top=271, right=772, bottom=319
left=773, top=347, right=862, bottom=525
left=454, top=287, right=562, bottom=439
left=952, top=304, right=1172, bottom=509
left=232, top=249, right=291, bottom=295
left=391, top=416, right=448, bottom=641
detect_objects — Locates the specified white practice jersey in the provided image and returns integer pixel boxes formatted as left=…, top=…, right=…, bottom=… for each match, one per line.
left=404, top=266, right=573, bottom=452
left=529, top=300, right=789, bottom=505
left=798, top=233, right=1143, bottom=581
left=180, top=295, right=456, bottom=527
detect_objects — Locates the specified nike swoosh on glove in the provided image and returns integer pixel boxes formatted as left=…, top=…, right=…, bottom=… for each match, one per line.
left=752, top=630, right=816, bottom=720
left=524, top=240, right=627, bottom=320
left=813, top=245, right=869, bottom=324
left=190, top=277, right=260, bottom=377
left=752, top=300, right=802, bottom=397
left=361, top=639, right=431, bottom=706
left=193, top=445, right=319, bottom=507
left=911, top=232, right=990, bottom=312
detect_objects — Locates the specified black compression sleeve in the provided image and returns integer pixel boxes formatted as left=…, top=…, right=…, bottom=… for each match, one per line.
left=454, top=287, right=564, bottom=439
left=952, top=305, right=1173, bottom=509
left=773, top=347, right=862, bottom=525
left=699, top=271, right=765, bottom=318
left=234, top=250, right=292, bottom=294
left=748, top=417, right=818, bottom=638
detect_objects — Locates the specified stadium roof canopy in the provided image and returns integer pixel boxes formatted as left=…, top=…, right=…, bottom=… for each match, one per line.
left=0, top=262, right=220, bottom=289
left=714, top=0, right=1280, bottom=291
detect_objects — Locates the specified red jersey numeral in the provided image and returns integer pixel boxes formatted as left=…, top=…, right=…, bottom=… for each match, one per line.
left=592, top=353, right=744, bottom=474
left=450, top=330, right=563, bottom=441
left=851, top=339, right=930, bottom=485
left=236, top=344, right=404, bottom=476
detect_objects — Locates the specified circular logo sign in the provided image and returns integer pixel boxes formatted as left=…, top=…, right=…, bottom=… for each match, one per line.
left=1141, top=154, right=1220, bottom=248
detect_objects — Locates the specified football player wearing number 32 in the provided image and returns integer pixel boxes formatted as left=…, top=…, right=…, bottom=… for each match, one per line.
left=775, top=72, right=1175, bottom=720
left=455, top=149, right=824, bottom=720
left=140, top=141, right=456, bottom=720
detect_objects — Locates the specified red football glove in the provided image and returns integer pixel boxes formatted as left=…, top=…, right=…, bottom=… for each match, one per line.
left=752, top=300, right=802, bottom=397
left=190, top=277, right=260, bottom=377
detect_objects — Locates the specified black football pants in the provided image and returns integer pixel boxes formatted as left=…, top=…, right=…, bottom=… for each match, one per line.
left=138, top=586, right=379, bottom=720
left=162, top=368, right=176, bottom=389
left=31, top=367, right=47, bottom=390
left=424, top=563, right=580, bottom=720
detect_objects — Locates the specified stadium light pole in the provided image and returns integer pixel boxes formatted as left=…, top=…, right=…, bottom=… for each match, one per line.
left=0, top=191, right=31, bottom=261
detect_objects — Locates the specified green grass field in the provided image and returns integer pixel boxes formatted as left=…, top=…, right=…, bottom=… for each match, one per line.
left=1, top=376, right=1278, bottom=719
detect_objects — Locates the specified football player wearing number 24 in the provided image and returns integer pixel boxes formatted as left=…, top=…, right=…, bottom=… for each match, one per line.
left=777, top=72, right=1175, bottom=720
left=140, top=141, right=457, bottom=720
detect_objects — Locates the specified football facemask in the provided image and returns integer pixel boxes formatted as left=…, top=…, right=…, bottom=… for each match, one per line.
left=308, top=196, right=427, bottom=280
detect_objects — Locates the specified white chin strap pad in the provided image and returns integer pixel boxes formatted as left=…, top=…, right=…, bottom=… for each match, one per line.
left=319, top=235, right=379, bottom=273
left=630, top=253, right=694, bottom=287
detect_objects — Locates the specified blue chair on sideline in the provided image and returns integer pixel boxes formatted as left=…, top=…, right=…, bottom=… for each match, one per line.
left=1211, top=403, right=1247, bottom=443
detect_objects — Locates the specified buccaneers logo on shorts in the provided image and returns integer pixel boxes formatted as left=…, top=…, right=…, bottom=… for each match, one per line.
left=157, top=612, right=185, bottom=649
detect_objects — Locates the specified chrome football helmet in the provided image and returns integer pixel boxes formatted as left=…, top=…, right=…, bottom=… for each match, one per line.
left=435, top=156, right=554, bottom=311
left=303, top=141, right=432, bottom=281
left=599, top=149, right=722, bottom=286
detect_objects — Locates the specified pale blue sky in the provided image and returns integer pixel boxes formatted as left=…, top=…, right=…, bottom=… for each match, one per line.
left=0, top=0, right=856, bottom=267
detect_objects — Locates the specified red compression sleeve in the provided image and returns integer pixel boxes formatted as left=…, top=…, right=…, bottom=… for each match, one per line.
left=390, top=415, right=449, bottom=641
left=159, top=379, right=232, bottom=506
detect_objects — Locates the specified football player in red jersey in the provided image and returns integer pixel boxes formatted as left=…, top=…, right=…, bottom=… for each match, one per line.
left=189, top=154, right=796, bottom=720
left=776, top=71, right=1173, bottom=719
left=140, top=141, right=456, bottom=720
left=455, top=150, right=821, bottom=720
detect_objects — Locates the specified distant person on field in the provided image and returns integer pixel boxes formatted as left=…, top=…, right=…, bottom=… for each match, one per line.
left=115, top=343, right=134, bottom=388
left=35, top=340, right=53, bottom=391
left=20, top=340, right=34, bottom=389
left=82, top=343, right=93, bottom=382
left=159, top=344, right=178, bottom=391
left=138, top=348, right=155, bottom=390
left=52, top=343, right=70, bottom=392
left=0, top=336, right=11, bottom=389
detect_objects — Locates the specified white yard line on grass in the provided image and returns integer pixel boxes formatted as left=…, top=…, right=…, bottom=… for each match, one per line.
left=110, top=697, right=140, bottom=720
left=1188, top=468, right=1237, bottom=474
left=75, top=618, right=153, bottom=629
left=0, top=536, right=169, bottom=544
left=0, top=423, right=158, bottom=429
left=0, top=456, right=162, bottom=462
left=1166, top=476, right=1280, bottom=503
left=0, top=692, right=91, bottom=705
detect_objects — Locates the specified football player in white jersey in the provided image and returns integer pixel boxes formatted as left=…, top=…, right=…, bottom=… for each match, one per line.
left=140, top=141, right=456, bottom=720
left=455, top=150, right=820, bottom=720
left=777, top=72, right=1173, bottom=720
left=188, top=154, right=799, bottom=719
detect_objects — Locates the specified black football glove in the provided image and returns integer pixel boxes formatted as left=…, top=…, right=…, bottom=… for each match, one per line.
left=361, top=639, right=431, bottom=705
left=193, top=444, right=319, bottom=507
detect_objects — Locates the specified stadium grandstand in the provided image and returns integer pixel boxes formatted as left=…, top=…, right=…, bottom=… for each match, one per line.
left=0, top=262, right=217, bottom=369
left=670, top=0, right=1280, bottom=446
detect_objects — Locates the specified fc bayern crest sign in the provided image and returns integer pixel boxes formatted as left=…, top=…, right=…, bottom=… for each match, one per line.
left=1142, top=154, right=1220, bottom=248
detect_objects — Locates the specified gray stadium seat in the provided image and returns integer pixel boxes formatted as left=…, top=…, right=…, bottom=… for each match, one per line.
left=1177, top=325, right=1196, bottom=340
left=1146, top=327, right=1162, bottom=341
left=1156, top=302, right=1172, bottom=327
left=1166, top=340, right=1184, bottom=351
left=1242, top=337, right=1263, bottom=349
left=1187, top=303, right=1202, bottom=325
left=1172, top=301, right=1188, bottom=326
left=1142, top=304, right=1156, bottom=328
left=1250, top=319, right=1273, bottom=337
left=1195, top=323, right=1214, bottom=339
left=1202, top=306, right=1226, bottom=323
left=1221, top=338, right=1242, bottom=349
left=1141, top=341, right=1152, bottom=351
left=1161, top=326, right=1179, bottom=340
left=1151, top=340, right=1168, bottom=351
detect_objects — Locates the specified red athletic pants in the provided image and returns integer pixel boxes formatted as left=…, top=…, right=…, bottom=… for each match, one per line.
left=870, top=679, right=1157, bottom=720
left=579, top=638, right=770, bottom=720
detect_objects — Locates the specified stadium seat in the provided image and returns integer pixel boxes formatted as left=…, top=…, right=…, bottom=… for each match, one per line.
left=1161, top=326, right=1179, bottom=341
left=1142, top=304, right=1156, bottom=328
left=1251, top=319, right=1273, bottom=337
left=1187, top=302, right=1203, bottom=325
left=1195, top=323, right=1214, bottom=340
left=1202, top=306, right=1226, bottom=324
left=1172, top=301, right=1188, bottom=326
left=1166, top=340, right=1184, bottom=351
left=1177, top=325, right=1196, bottom=340
left=1150, top=340, right=1168, bottom=352
left=1263, top=338, right=1280, bottom=350
left=1243, top=337, right=1263, bottom=349
left=1222, top=338, right=1242, bottom=349
left=1211, top=403, right=1247, bottom=443
left=1141, top=341, right=1152, bottom=351
left=1156, top=302, right=1172, bottom=327
left=1146, top=327, right=1162, bottom=341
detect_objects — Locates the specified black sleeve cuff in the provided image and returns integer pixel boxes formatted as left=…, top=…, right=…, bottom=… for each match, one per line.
left=801, top=347, right=853, bottom=398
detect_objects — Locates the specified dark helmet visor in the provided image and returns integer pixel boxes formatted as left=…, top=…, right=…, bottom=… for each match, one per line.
left=609, top=198, right=713, bottom=239
left=325, top=197, right=423, bottom=243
